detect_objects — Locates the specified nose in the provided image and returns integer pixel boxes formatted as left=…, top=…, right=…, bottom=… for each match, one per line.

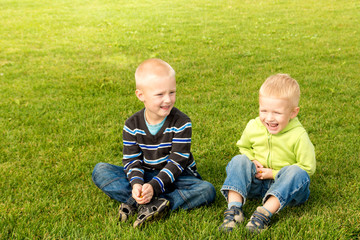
left=266, top=113, right=274, bottom=121
left=163, top=94, right=171, bottom=103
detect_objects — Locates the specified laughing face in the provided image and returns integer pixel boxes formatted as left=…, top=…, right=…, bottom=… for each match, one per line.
left=136, top=75, right=176, bottom=125
left=259, top=96, right=299, bottom=135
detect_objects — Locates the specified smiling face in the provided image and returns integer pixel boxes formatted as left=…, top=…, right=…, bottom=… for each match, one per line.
left=135, top=59, right=176, bottom=125
left=136, top=75, right=176, bottom=124
left=259, top=96, right=299, bottom=134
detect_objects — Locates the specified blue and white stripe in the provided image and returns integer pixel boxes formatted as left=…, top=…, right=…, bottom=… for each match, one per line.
left=163, top=122, right=192, bottom=134
left=138, top=142, right=172, bottom=150
left=130, top=176, right=143, bottom=183
left=161, top=168, right=175, bottom=183
left=153, top=176, right=165, bottom=192
left=123, top=152, right=142, bottom=160
left=143, top=155, right=169, bottom=165
left=188, top=160, right=196, bottom=168
left=124, top=159, right=142, bottom=170
left=167, top=159, right=184, bottom=172
left=123, top=126, right=146, bottom=136
left=172, top=138, right=191, bottom=143
left=123, top=140, right=137, bottom=146
left=126, top=168, right=144, bottom=177
left=174, top=152, right=190, bottom=158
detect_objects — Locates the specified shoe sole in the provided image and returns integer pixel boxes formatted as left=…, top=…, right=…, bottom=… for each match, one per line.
left=133, top=200, right=170, bottom=228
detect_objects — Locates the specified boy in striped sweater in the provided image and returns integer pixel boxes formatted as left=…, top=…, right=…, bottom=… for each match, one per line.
left=92, top=58, right=216, bottom=228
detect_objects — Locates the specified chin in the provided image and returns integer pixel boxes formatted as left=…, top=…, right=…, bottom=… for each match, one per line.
left=162, top=106, right=173, bottom=113
left=269, top=128, right=283, bottom=134
left=269, top=131, right=280, bottom=135
left=159, top=111, right=171, bottom=117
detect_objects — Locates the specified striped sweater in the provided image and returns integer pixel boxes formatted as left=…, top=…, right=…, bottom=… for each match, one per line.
left=122, top=107, right=196, bottom=197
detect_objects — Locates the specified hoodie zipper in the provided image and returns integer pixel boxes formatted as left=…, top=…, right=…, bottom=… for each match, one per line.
left=267, top=133, right=272, bottom=168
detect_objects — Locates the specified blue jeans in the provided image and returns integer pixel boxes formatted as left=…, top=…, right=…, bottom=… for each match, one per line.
left=92, top=162, right=216, bottom=210
left=220, top=155, right=310, bottom=212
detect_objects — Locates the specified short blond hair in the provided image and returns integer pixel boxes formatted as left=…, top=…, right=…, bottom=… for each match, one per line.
left=135, top=58, right=175, bottom=89
left=259, top=74, right=300, bottom=107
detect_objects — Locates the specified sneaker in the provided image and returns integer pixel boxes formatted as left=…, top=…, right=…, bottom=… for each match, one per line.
left=133, top=197, right=170, bottom=228
left=118, top=203, right=137, bottom=222
left=245, top=206, right=271, bottom=233
left=218, top=206, right=244, bottom=232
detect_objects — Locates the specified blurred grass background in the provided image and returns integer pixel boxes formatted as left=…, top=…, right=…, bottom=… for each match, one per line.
left=0, top=0, right=359, bottom=239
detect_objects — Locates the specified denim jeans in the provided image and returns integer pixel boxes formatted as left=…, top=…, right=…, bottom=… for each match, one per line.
left=220, top=155, right=310, bottom=212
left=92, top=162, right=216, bottom=210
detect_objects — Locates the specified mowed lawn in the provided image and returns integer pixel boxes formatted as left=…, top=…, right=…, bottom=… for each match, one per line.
left=0, top=0, right=359, bottom=239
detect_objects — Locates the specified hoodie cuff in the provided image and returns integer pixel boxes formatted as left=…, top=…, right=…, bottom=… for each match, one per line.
left=272, top=170, right=280, bottom=179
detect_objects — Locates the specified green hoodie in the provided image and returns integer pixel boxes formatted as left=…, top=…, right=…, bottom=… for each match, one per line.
left=237, top=117, right=316, bottom=179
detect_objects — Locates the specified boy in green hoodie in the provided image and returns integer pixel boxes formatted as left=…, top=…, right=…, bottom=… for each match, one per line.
left=219, top=74, right=316, bottom=233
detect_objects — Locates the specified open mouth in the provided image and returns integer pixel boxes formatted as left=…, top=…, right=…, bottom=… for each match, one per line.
left=266, top=122, right=278, bottom=129
left=161, top=106, right=171, bottom=111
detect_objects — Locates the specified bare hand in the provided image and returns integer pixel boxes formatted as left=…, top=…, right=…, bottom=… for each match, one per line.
left=252, top=160, right=273, bottom=180
left=252, top=159, right=263, bottom=172
left=132, top=184, right=144, bottom=203
left=140, top=184, right=154, bottom=204
left=255, top=167, right=274, bottom=180
left=132, top=183, right=154, bottom=204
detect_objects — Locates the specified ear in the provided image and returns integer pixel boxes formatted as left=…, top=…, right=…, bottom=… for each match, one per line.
left=135, top=89, right=144, bottom=102
left=290, top=107, right=300, bottom=119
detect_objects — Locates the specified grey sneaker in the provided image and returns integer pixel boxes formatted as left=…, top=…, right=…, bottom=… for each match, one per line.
left=245, top=206, right=271, bottom=233
left=218, top=206, right=245, bottom=232
left=118, top=203, right=137, bottom=222
left=133, top=197, right=170, bottom=228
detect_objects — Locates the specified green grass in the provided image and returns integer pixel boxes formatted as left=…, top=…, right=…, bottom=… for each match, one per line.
left=1, top=0, right=359, bottom=239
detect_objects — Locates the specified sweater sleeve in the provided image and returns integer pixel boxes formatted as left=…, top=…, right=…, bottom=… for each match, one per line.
left=148, top=119, right=193, bottom=197
left=293, top=132, right=316, bottom=176
left=236, top=120, right=256, bottom=160
left=122, top=123, right=145, bottom=188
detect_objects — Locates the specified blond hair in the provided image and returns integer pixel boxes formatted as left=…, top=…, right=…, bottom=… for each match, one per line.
left=135, top=58, right=175, bottom=89
left=259, top=74, right=300, bottom=107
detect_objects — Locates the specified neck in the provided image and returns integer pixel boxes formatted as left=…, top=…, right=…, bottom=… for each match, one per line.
left=145, top=111, right=165, bottom=125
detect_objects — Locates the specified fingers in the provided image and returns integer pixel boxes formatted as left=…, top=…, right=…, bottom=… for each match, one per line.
left=132, top=184, right=154, bottom=204
left=132, top=184, right=146, bottom=204
left=141, top=184, right=154, bottom=203
left=252, top=159, right=264, bottom=169
left=255, top=168, right=273, bottom=180
left=132, top=185, right=142, bottom=198
left=133, top=191, right=148, bottom=204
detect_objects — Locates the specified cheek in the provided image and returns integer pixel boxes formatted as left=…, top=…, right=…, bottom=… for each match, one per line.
left=279, top=116, right=290, bottom=124
left=147, top=97, right=160, bottom=106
